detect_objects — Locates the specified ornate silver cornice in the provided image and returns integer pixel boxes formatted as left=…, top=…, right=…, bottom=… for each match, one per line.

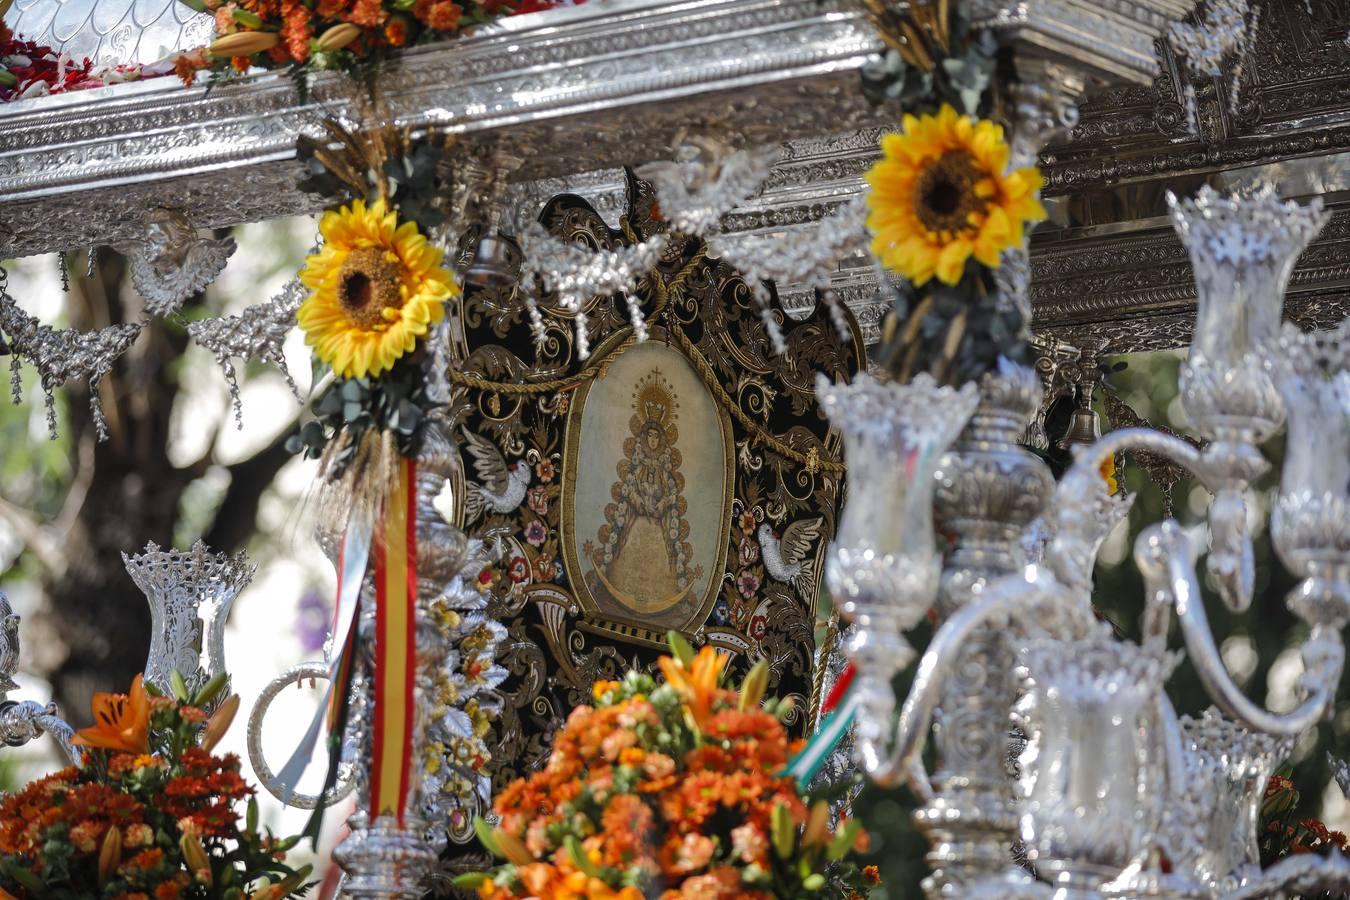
left=0, top=0, right=886, bottom=258
left=4, top=0, right=1350, bottom=349
left=1030, top=202, right=1350, bottom=332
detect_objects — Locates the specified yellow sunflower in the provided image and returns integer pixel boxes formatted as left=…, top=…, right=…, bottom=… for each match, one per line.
left=297, top=198, right=457, bottom=380
left=1100, top=454, right=1120, bottom=496
left=865, top=104, right=1047, bottom=287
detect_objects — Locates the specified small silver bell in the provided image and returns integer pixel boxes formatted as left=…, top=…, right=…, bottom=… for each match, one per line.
left=463, top=234, right=518, bottom=290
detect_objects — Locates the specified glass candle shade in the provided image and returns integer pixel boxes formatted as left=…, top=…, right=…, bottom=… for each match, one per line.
left=1168, top=186, right=1328, bottom=447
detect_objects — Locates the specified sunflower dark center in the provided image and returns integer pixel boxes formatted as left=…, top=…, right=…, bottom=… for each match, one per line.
left=343, top=272, right=372, bottom=308
left=914, top=150, right=986, bottom=234
left=337, top=246, right=404, bottom=330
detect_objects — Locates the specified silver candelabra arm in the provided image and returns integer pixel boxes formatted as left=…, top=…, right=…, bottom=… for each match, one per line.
left=247, top=662, right=357, bottom=810
left=1054, top=426, right=1258, bottom=613
left=858, top=570, right=1082, bottom=797
left=0, top=699, right=79, bottom=765
left=1135, top=522, right=1340, bottom=736
left=35, top=707, right=79, bottom=765
left=0, top=592, right=79, bottom=766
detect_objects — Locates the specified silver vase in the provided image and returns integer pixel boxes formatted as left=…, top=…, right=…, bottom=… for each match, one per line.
left=1264, top=319, right=1350, bottom=625
left=818, top=371, right=978, bottom=783
left=122, top=540, right=254, bottom=709
left=1165, top=708, right=1293, bottom=893
left=1168, top=186, right=1330, bottom=614
left=1169, top=186, right=1328, bottom=456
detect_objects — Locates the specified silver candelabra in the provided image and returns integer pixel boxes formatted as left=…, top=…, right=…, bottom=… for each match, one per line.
left=822, top=181, right=1350, bottom=897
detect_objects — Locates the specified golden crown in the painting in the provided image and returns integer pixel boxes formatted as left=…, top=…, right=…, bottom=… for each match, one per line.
left=634, top=369, right=678, bottom=426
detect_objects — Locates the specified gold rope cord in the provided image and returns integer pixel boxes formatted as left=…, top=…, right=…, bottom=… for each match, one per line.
left=666, top=326, right=845, bottom=474
left=807, top=608, right=843, bottom=727
left=445, top=244, right=845, bottom=473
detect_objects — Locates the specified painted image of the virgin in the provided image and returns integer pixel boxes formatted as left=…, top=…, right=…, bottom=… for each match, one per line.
left=582, top=369, right=704, bottom=617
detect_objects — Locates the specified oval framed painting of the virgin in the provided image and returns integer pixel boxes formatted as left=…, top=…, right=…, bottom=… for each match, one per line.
left=560, top=327, right=734, bottom=638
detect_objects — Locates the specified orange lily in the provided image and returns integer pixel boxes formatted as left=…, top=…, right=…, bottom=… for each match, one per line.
left=73, top=674, right=151, bottom=754
left=657, top=647, right=727, bottom=728
left=97, top=825, right=121, bottom=885
left=201, top=694, right=240, bottom=752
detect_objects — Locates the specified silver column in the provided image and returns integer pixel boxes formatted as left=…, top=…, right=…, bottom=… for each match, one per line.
left=917, top=360, right=1054, bottom=895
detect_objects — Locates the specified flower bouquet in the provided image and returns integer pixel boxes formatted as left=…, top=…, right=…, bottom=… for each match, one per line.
left=174, top=0, right=586, bottom=82
left=0, top=21, right=177, bottom=102
left=0, top=673, right=312, bottom=900
left=459, top=636, right=879, bottom=899
left=1260, top=774, right=1350, bottom=866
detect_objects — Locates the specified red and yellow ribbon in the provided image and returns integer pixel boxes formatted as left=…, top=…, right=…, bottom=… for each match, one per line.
left=370, top=457, right=418, bottom=824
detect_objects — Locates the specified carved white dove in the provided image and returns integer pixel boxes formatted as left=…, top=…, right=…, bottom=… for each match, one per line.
left=757, top=517, right=822, bottom=602
left=461, top=429, right=531, bottom=522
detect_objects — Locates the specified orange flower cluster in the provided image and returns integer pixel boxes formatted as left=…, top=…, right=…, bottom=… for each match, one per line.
left=471, top=644, right=877, bottom=900
left=0, top=674, right=310, bottom=900
left=184, top=0, right=583, bottom=80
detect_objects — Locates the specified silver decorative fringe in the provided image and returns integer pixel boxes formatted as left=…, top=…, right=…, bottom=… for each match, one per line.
left=187, top=277, right=306, bottom=427
left=0, top=270, right=142, bottom=442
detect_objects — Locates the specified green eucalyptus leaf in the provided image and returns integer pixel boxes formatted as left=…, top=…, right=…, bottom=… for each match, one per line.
left=315, top=389, right=342, bottom=417
left=399, top=399, right=420, bottom=427
left=452, top=873, right=492, bottom=890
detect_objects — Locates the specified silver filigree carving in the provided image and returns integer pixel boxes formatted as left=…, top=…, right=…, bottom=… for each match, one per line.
left=0, top=269, right=142, bottom=441
left=120, top=208, right=237, bottom=318
left=0, top=0, right=886, bottom=259
left=635, top=138, right=780, bottom=236
left=1168, top=0, right=1259, bottom=131
left=970, top=0, right=1193, bottom=85
left=635, top=137, right=792, bottom=349
left=515, top=223, right=670, bottom=359
left=187, top=277, right=306, bottom=427
left=706, top=196, right=868, bottom=347
left=414, top=422, right=509, bottom=850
